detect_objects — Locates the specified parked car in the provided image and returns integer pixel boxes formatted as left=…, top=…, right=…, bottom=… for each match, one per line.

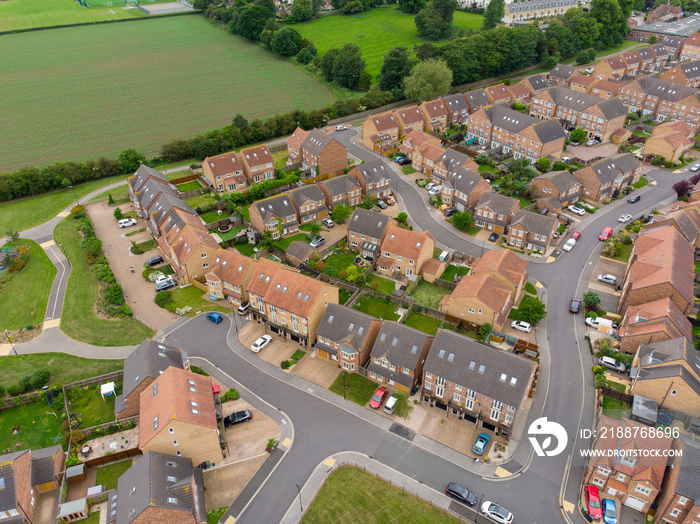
left=571, top=231, right=581, bottom=240
left=335, top=125, right=347, bottom=131
left=399, top=158, right=412, bottom=166
left=377, top=200, right=388, bottom=209
left=425, top=182, right=437, bottom=191
left=154, top=277, right=176, bottom=291
left=444, top=207, right=456, bottom=217
left=118, top=218, right=137, bottom=228
left=690, top=163, right=700, bottom=172
left=569, top=298, right=581, bottom=314
left=586, top=139, right=600, bottom=147
left=628, top=194, right=641, bottom=203
left=571, top=141, right=580, bottom=146
left=488, top=232, right=499, bottom=242
left=481, top=501, right=514, bottom=524
left=369, top=387, right=388, bottom=409
left=599, top=227, right=613, bottom=241
left=146, top=255, right=164, bottom=267
left=238, top=301, right=250, bottom=314
left=568, top=205, right=586, bottom=216
left=251, top=335, right=272, bottom=353
left=155, top=275, right=171, bottom=285
left=584, top=67, right=594, bottom=74
left=393, top=156, right=405, bottom=163
left=618, top=214, right=632, bottom=223
left=472, top=432, right=491, bottom=455
left=383, top=194, right=396, bottom=206
left=223, top=410, right=253, bottom=427
left=206, top=312, right=223, bottom=324
left=584, top=485, right=603, bottom=520
left=511, top=320, right=532, bottom=333
left=602, top=498, right=618, bottom=524
left=597, top=274, right=617, bottom=285
left=599, top=356, right=626, bottom=373
left=563, top=238, right=576, bottom=252
left=310, top=235, right=325, bottom=248
left=446, top=482, right=477, bottom=506
left=428, top=185, right=442, bottom=196
left=322, top=217, right=335, bottom=228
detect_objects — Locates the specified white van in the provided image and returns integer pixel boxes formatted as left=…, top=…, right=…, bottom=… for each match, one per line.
left=438, top=250, right=449, bottom=262
left=384, top=395, right=397, bottom=415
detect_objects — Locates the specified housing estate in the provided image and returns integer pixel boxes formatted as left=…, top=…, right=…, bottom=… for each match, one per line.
left=315, top=304, right=381, bottom=371
left=502, top=0, right=577, bottom=24
left=202, top=152, right=246, bottom=194
left=346, top=208, right=396, bottom=260
left=205, top=249, right=258, bottom=310
left=572, top=153, right=642, bottom=202
left=505, top=210, right=558, bottom=253
left=376, top=225, right=435, bottom=278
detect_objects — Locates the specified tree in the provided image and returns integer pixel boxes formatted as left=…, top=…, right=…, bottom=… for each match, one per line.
left=552, top=161, right=569, bottom=171
left=398, top=0, right=426, bottom=13
left=589, top=0, right=625, bottom=47
left=673, top=179, right=692, bottom=198
left=379, top=47, right=413, bottom=95
left=475, top=153, right=489, bottom=165
left=345, top=265, right=367, bottom=285
left=570, top=127, right=588, bottom=143
left=5, top=231, right=20, bottom=243
left=478, top=323, right=492, bottom=342
left=518, top=297, right=547, bottom=325
left=536, top=158, right=550, bottom=172
left=451, top=210, right=473, bottom=232
left=583, top=291, right=601, bottom=310
left=482, top=0, right=504, bottom=30
left=307, top=222, right=323, bottom=238
left=271, top=27, right=302, bottom=57
left=415, top=0, right=457, bottom=40
left=331, top=203, right=352, bottom=223
left=296, top=46, right=314, bottom=65
left=397, top=211, right=408, bottom=224
left=291, top=0, right=314, bottom=21
left=322, top=44, right=367, bottom=90
left=393, top=392, right=414, bottom=419
left=232, top=113, right=250, bottom=130
left=118, top=148, right=145, bottom=174
left=648, top=34, right=658, bottom=44
left=231, top=5, right=273, bottom=41
left=576, top=47, right=596, bottom=65
left=404, top=58, right=452, bottom=102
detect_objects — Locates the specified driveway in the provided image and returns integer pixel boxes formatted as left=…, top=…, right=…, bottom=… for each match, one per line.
left=588, top=258, right=625, bottom=313
left=238, top=322, right=298, bottom=367
left=86, top=201, right=178, bottom=331
left=203, top=455, right=267, bottom=514
left=221, top=398, right=279, bottom=461
left=290, top=349, right=341, bottom=388
left=567, top=142, right=620, bottom=163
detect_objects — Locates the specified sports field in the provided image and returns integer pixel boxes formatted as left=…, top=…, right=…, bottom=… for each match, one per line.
left=0, top=15, right=334, bottom=172
left=295, top=6, right=483, bottom=79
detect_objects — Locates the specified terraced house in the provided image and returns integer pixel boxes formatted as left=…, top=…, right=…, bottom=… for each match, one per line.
left=618, top=297, right=692, bottom=354
left=205, top=249, right=257, bottom=310
left=549, top=64, right=577, bottom=85
left=290, top=184, right=328, bottom=224
left=376, top=225, right=435, bottom=278
left=473, top=193, right=520, bottom=234
left=239, top=144, right=275, bottom=183
left=420, top=99, right=449, bottom=133
left=422, top=330, right=537, bottom=435
left=464, top=89, right=492, bottom=113
left=572, top=153, right=642, bottom=202
left=661, top=60, right=700, bottom=88
left=346, top=208, right=396, bottom=260
left=619, top=75, right=675, bottom=115
left=299, top=129, right=347, bottom=177
left=680, top=32, right=700, bottom=61
left=485, top=83, right=512, bottom=105
left=432, top=149, right=479, bottom=185
left=655, top=434, right=700, bottom=523
left=128, top=164, right=178, bottom=218
left=350, top=159, right=393, bottom=199
left=505, top=210, right=557, bottom=253
left=0, top=449, right=34, bottom=523
left=441, top=167, right=492, bottom=211
left=394, top=105, right=425, bottom=134
left=518, top=74, right=548, bottom=97
left=654, top=83, right=700, bottom=128
left=202, top=151, right=246, bottom=194
left=531, top=169, right=582, bottom=208
left=315, top=304, right=381, bottom=370
left=399, top=130, right=441, bottom=161
left=165, top=225, right=220, bottom=285
left=362, top=111, right=400, bottom=152
left=319, top=174, right=362, bottom=210
left=593, top=55, right=628, bottom=81
left=249, top=193, right=299, bottom=239
left=442, top=93, right=470, bottom=125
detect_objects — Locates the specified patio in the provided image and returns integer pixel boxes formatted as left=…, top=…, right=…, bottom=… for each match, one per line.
left=80, top=428, right=139, bottom=462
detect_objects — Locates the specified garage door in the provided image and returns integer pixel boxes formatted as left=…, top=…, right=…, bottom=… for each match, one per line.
left=625, top=496, right=646, bottom=511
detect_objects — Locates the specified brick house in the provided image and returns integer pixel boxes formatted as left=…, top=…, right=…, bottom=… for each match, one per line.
left=0, top=449, right=33, bottom=523
left=115, top=339, right=186, bottom=420
left=485, top=84, right=513, bottom=105
left=630, top=338, right=700, bottom=410
left=505, top=210, right=558, bottom=253
left=419, top=99, right=449, bottom=133
left=583, top=415, right=672, bottom=513
left=286, top=127, right=309, bottom=165
left=367, top=322, right=433, bottom=394
left=433, top=149, right=479, bottom=185
left=642, top=120, right=696, bottom=162
left=618, top=298, right=693, bottom=354
left=441, top=93, right=470, bottom=125
left=507, top=83, right=531, bottom=105
left=109, top=451, right=206, bottom=524
left=438, top=273, right=514, bottom=329
left=413, top=142, right=446, bottom=176
left=346, top=208, right=396, bottom=260
left=549, top=64, right=577, bottom=85
left=315, top=304, right=381, bottom=369
left=471, top=249, right=529, bottom=299
left=518, top=74, right=548, bottom=97
left=644, top=203, right=700, bottom=245
left=593, top=56, right=629, bottom=81
left=648, top=2, right=682, bottom=22
left=618, top=225, right=694, bottom=316
left=650, top=43, right=671, bottom=70
left=139, top=367, right=222, bottom=465
left=572, top=153, right=643, bottom=202
left=654, top=85, right=700, bottom=128
left=531, top=170, right=583, bottom=208
left=127, top=164, right=178, bottom=218
left=590, top=79, right=623, bottom=99
left=290, top=184, right=328, bottom=225
left=636, top=47, right=657, bottom=74
left=202, top=152, right=246, bottom=194
left=680, top=32, right=700, bottom=61
left=319, top=174, right=362, bottom=210
left=441, top=167, right=492, bottom=211
left=31, top=445, right=65, bottom=493
left=569, top=73, right=596, bottom=94
left=661, top=60, right=700, bottom=88
left=350, top=159, right=393, bottom=199
left=376, top=225, right=435, bottom=278
left=399, top=130, right=441, bottom=161
left=285, top=241, right=318, bottom=267
left=249, top=193, right=299, bottom=239
left=166, top=225, right=221, bottom=285
left=619, top=75, right=673, bottom=116
left=300, top=129, right=348, bottom=177
left=422, top=329, right=537, bottom=435
left=655, top=434, right=700, bottom=524
left=239, top=144, right=275, bottom=184
left=464, top=89, right=492, bottom=113
left=473, top=193, right=520, bottom=234
left=205, top=249, right=257, bottom=309
left=393, top=105, right=425, bottom=134
left=362, top=111, right=401, bottom=152
left=622, top=51, right=642, bottom=77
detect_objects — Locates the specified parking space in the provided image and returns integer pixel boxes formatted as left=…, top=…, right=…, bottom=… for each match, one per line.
left=221, top=398, right=279, bottom=461
left=203, top=455, right=267, bottom=513
left=319, top=220, right=348, bottom=246
left=290, top=350, right=341, bottom=388
left=238, top=322, right=298, bottom=367
left=588, top=258, right=625, bottom=313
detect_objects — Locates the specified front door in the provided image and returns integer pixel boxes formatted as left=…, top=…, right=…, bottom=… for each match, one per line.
left=406, top=268, right=413, bottom=276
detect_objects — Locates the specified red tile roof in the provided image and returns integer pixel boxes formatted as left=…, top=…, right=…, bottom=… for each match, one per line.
left=442, top=273, right=511, bottom=312
left=206, top=249, right=256, bottom=288
left=370, top=111, right=399, bottom=132
left=240, top=144, right=273, bottom=168
left=287, top=127, right=309, bottom=150
left=381, top=225, right=434, bottom=261
left=204, top=152, right=243, bottom=176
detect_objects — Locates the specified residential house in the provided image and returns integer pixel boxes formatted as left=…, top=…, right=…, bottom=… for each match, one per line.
left=350, top=159, right=393, bottom=199
left=300, top=129, right=347, bottom=177
left=441, top=167, right=492, bottom=211
left=502, top=0, right=577, bottom=24
left=201, top=152, right=246, bottom=194
left=0, top=449, right=33, bottom=523
left=680, top=32, right=700, bottom=61
left=650, top=43, right=671, bottom=70
left=569, top=73, right=596, bottom=94
left=346, top=208, right=396, bottom=260
left=367, top=322, right=433, bottom=394
left=507, top=83, right=532, bottom=105
left=422, top=329, right=537, bottom=434
left=654, top=84, right=700, bottom=128
left=549, top=64, right=577, bottom=85
left=589, top=79, right=623, bottom=100
left=399, top=130, right=442, bottom=161
left=464, top=89, right=492, bottom=113
left=619, top=298, right=693, bottom=354
left=644, top=203, right=700, bottom=247
left=661, top=60, right=700, bottom=88
left=147, top=194, right=200, bottom=240
left=286, top=127, right=309, bottom=166
left=473, top=193, right=520, bottom=234
left=420, top=99, right=449, bottom=133
left=109, top=451, right=206, bottom=524
left=394, top=105, right=425, bottom=134
left=583, top=415, right=671, bottom=513
left=518, top=74, right=549, bottom=97
left=442, top=93, right=470, bottom=125
left=439, top=273, right=514, bottom=329
left=485, top=84, right=513, bottom=105
left=239, top=144, right=275, bottom=184
left=619, top=75, right=674, bottom=115
left=413, top=142, right=447, bottom=176
left=618, top=225, right=694, bottom=316
left=362, top=112, right=401, bottom=152
left=127, top=164, right=177, bottom=218
left=433, top=149, right=479, bottom=185
left=642, top=120, right=696, bottom=162
left=470, top=248, right=529, bottom=299
left=648, top=2, right=682, bottom=22
left=315, top=304, right=381, bottom=370
left=319, top=174, right=362, bottom=210
left=290, top=184, right=328, bottom=225
left=621, top=50, right=642, bottom=77
left=205, top=249, right=257, bottom=309
left=572, top=153, right=643, bottom=202
left=376, top=225, right=435, bottom=278
left=655, top=434, right=700, bottom=524
left=31, top=445, right=65, bottom=492
left=115, top=339, right=186, bottom=420
left=249, top=193, right=299, bottom=239
left=531, top=170, right=583, bottom=208
left=139, top=367, right=222, bottom=464
left=636, top=47, right=657, bottom=74
left=167, top=225, right=220, bottom=285
left=505, top=210, right=558, bottom=253
left=284, top=241, right=318, bottom=267
left=629, top=18, right=700, bottom=45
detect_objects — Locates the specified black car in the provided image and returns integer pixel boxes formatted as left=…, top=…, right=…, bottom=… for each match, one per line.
left=628, top=194, right=640, bottom=203
left=223, top=410, right=253, bottom=427
left=446, top=482, right=477, bottom=506
left=444, top=208, right=456, bottom=217
left=569, top=297, right=581, bottom=314
left=399, top=158, right=412, bottom=166
left=488, top=232, right=499, bottom=242
left=146, top=255, right=164, bottom=267
left=377, top=200, right=388, bottom=209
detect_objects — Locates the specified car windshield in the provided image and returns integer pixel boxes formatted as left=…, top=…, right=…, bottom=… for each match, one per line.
left=605, top=504, right=616, bottom=517
left=372, top=394, right=381, bottom=402
left=588, top=498, right=601, bottom=508
left=490, top=504, right=508, bottom=516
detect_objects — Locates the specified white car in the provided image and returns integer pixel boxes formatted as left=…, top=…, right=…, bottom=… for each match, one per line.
left=511, top=320, right=532, bottom=333
left=598, top=274, right=617, bottom=285
left=429, top=185, right=442, bottom=196
left=584, top=67, right=594, bottom=74
left=118, top=218, right=137, bottom=228
left=618, top=214, right=632, bottom=223
left=481, top=501, right=514, bottom=524
left=335, top=125, right=347, bottom=131
left=425, top=182, right=437, bottom=192
left=562, top=238, right=576, bottom=252
left=599, top=355, right=626, bottom=373
left=322, top=217, right=335, bottom=228
left=568, top=205, right=586, bottom=216
left=690, top=163, right=700, bottom=172
left=154, top=275, right=171, bottom=285
left=251, top=335, right=272, bottom=353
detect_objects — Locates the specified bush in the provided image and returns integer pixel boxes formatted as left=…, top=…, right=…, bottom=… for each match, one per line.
left=0, top=385, right=4, bottom=396
left=397, top=211, right=408, bottom=224
left=594, top=374, right=608, bottom=389
left=30, top=368, right=51, bottom=390
left=6, top=384, right=23, bottom=397
left=281, top=360, right=293, bottom=369
left=113, top=207, right=124, bottom=220
left=222, top=389, right=239, bottom=402
left=155, top=290, right=174, bottom=308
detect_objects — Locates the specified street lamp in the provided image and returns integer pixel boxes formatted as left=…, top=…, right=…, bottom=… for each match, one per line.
left=295, top=483, right=303, bottom=513
left=69, top=185, right=80, bottom=205
left=475, top=493, right=484, bottom=523
left=4, top=330, right=17, bottom=356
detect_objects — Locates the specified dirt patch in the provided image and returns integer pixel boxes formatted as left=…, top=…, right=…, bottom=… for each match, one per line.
left=2, top=326, right=42, bottom=343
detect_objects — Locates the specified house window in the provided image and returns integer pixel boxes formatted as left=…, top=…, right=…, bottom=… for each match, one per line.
left=468, top=308, right=475, bottom=313
left=505, top=414, right=513, bottom=425
left=201, top=253, right=207, bottom=258
left=168, top=497, right=178, bottom=504
left=679, top=497, right=688, bottom=505
left=455, top=384, right=462, bottom=391
left=426, top=372, right=432, bottom=379
left=616, top=473, right=626, bottom=481
left=635, top=485, right=651, bottom=496
left=670, top=509, right=681, bottom=517
left=490, top=409, right=500, bottom=421
left=176, top=451, right=181, bottom=456
left=190, top=401, right=198, bottom=407
left=169, top=428, right=175, bottom=434
left=454, top=393, right=461, bottom=402
left=166, top=476, right=176, bottom=482
left=191, top=409, right=199, bottom=414
left=130, top=486, right=136, bottom=494
left=172, top=440, right=179, bottom=446
left=493, top=399, right=502, bottom=410
left=671, top=390, right=677, bottom=396
left=592, top=477, right=605, bottom=487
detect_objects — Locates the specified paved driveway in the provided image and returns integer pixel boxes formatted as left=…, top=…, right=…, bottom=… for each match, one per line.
left=222, top=398, right=279, bottom=461
left=290, top=349, right=341, bottom=388
left=567, top=142, right=620, bottom=162
left=588, top=258, right=625, bottom=313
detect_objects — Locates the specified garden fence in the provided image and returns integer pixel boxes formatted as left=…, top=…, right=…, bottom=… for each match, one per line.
left=63, top=371, right=123, bottom=391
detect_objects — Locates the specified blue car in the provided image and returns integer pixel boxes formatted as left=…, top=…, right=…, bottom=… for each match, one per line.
left=602, top=498, right=617, bottom=524
left=393, top=156, right=405, bottom=163
left=472, top=432, right=491, bottom=455
left=206, top=312, right=223, bottom=324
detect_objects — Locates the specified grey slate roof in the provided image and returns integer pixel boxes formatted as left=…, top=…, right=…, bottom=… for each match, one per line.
left=550, top=64, right=577, bottom=82
left=636, top=47, right=655, bottom=62
left=634, top=75, right=673, bottom=97
left=353, top=159, right=392, bottom=186
left=115, top=451, right=205, bottom=524
left=587, top=154, right=641, bottom=184
left=136, top=178, right=177, bottom=211
left=526, top=74, right=548, bottom=92
left=119, top=340, right=184, bottom=408
left=637, top=364, right=700, bottom=396
left=301, top=128, right=339, bottom=156
left=317, top=304, right=377, bottom=356
left=597, top=98, right=627, bottom=120
left=425, top=330, right=535, bottom=408
left=511, top=209, right=557, bottom=237
left=149, top=192, right=196, bottom=228
left=675, top=434, right=700, bottom=500
left=547, top=85, right=599, bottom=111
left=442, top=93, right=469, bottom=114
left=348, top=208, right=391, bottom=239
left=465, top=89, right=491, bottom=109
left=634, top=17, right=700, bottom=37
left=638, top=337, right=699, bottom=371
left=507, top=0, right=576, bottom=13
left=650, top=43, right=670, bottom=59
left=475, top=192, right=519, bottom=216
left=444, top=167, right=486, bottom=195
left=31, top=445, right=62, bottom=486
left=290, top=184, right=326, bottom=207
left=0, top=450, right=30, bottom=513
left=129, top=164, right=169, bottom=194
left=532, top=118, right=567, bottom=143
left=285, top=241, right=317, bottom=262
left=486, top=104, right=540, bottom=133
left=321, top=174, right=358, bottom=198
left=661, top=83, right=699, bottom=102
left=370, top=322, right=431, bottom=372
left=159, top=207, right=201, bottom=240
left=437, top=149, right=471, bottom=171
left=255, top=194, right=298, bottom=224
left=533, top=170, right=581, bottom=194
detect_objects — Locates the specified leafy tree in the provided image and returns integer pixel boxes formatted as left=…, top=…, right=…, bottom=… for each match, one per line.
left=589, top=0, right=625, bottom=47
left=379, top=47, right=413, bottom=95
left=570, top=127, right=588, bottom=143
left=451, top=210, right=473, bottom=232
left=404, top=58, right=452, bottom=102
left=482, top=0, right=504, bottom=30
left=320, top=48, right=340, bottom=82
left=296, top=46, right=315, bottom=65
left=576, top=47, right=596, bottom=65
left=478, top=323, right=492, bottom=341
left=118, top=148, right=145, bottom=174
left=399, top=0, right=426, bottom=13
left=518, top=297, right=547, bottom=324
left=307, top=222, right=323, bottom=238
left=673, top=179, right=692, bottom=198
left=475, top=153, right=489, bottom=164
left=397, top=211, right=408, bottom=223
left=6, top=231, right=20, bottom=242
left=536, top=158, right=550, bottom=172
left=415, top=0, right=457, bottom=40
left=320, top=44, right=366, bottom=90
left=233, top=113, right=249, bottom=130
left=583, top=291, right=601, bottom=310
left=648, top=35, right=658, bottom=44
left=542, top=52, right=560, bottom=70
left=552, top=161, right=568, bottom=171
left=393, top=392, right=414, bottom=419
left=231, top=5, right=273, bottom=41
left=113, top=207, right=124, bottom=220
left=345, top=265, right=367, bottom=285
left=271, top=27, right=302, bottom=57
left=255, top=0, right=277, bottom=16
left=331, top=203, right=352, bottom=223
left=291, top=0, right=314, bottom=21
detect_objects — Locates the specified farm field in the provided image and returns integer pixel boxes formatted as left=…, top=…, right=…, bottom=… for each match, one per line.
left=294, top=6, right=483, bottom=79
left=0, top=15, right=333, bottom=172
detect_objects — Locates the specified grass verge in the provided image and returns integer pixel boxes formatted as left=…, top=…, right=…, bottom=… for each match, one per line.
left=328, top=373, right=378, bottom=406
left=524, top=282, right=537, bottom=295
left=632, top=177, right=648, bottom=189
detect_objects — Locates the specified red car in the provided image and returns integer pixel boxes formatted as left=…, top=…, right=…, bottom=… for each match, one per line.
left=584, top=485, right=603, bottom=520
left=571, top=231, right=581, bottom=241
left=369, top=387, right=388, bottom=409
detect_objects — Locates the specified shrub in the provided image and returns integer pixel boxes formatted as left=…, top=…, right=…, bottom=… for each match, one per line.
left=30, top=368, right=51, bottom=390
left=338, top=270, right=348, bottom=279
left=70, top=205, right=85, bottom=217
left=397, top=211, right=408, bottom=224
left=222, top=389, right=240, bottom=402
left=113, top=207, right=124, bottom=220
left=281, top=360, right=293, bottom=369
left=7, top=384, right=23, bottom=397
left=0, top=385, right=4, bottom=396
left=155, top=290, right=174, bottom=308
left=594, top=374, right=608, bottom=389
left=591, top=365, right=605, bottom=375
left=65, top=453, right=81, bottom=467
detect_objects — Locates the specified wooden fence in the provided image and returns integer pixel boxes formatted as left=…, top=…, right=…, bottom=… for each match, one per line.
left=64, top=371, right=123, bottom=391
left=83, top=447, right=142, bottom=469
left=600, top=386, right=633, bottom=404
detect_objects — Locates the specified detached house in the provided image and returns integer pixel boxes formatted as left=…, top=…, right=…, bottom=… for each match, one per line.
left=442, top=93, right=470, bottom=125
left=505, top=210, right=558, bottom=253
left=420, top=99, right=449, bottom=133
left=202, top=151, right=246, bottom=194
left=399, top=130, right=441, bottom=161
left=422, top=330, right=537, bottom=435
left=290, top=184, right=328, bottom=225
left=573, top=153, right=642, bottom=202
left=167, top=226, right=220, bottom=285
left=286, top=127, right=309, bottom=166
left=655, top=434, right=700, bottom=524
left=433, top=149, right=479, bottom=185
left=589, top=79, right=623, bottom=100
left=249, top=193, right=299, bottom=239
left=205, top=249, right=257, bottom=309
left=441, top=167, right=492, bottom=211
left=471, top=249, right=529, bottom=300
left=300, top=129, right=347, bottom=177
left=346, top=208, right=396, bottom=260
left=473, top=193, right=520, bottom=234
left=661, top=60, right=700, bottom=88
left=239, top=144, right=275, bottom=184
left=439, top=273, right=513, bottom=329
left=362, top=111, right=400, bottom=152
left=464, top=89, right=491, bottom=113
left=319, top=174, right=362, bottom=210
left=367, top=322, right=433, bottom=394
left=315, top=304, right=381, bottom=370
left=394, top=105, right=425, bottom=134
left=412, top=142, right=446, bottom=176
left=531, top=170, right=583, bottom=208
left=350, top=159, right=393, bottom=199
left=642, top=120, right=696, bottom=162
left=618, top=297, right=692, bottom=354
left=376, top=225, right=435, bottom=278
left=680, top=32, right=700, bottom=61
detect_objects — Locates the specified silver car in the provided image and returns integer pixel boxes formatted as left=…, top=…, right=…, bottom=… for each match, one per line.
left=597, top=274, right=617, bottom=285
left=599, top=356, right=626, bottom=373
left=568, top=205, right=586, bottom=216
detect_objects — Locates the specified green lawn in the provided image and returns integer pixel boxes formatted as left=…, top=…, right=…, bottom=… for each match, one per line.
left=68, top=384, right=117, bottom=428
left=440, top=265, right=469, bottom=282
left=632, top=130, right=651, bottom=138
left=0, top=401, right=65, bottom=452
left=410, top=281, right=451, bottom=310
left=238, top=205, right=251, bottom=222
left=607, top=381, right=627, bottom=393
left=83, top=511, right=101, bottom=524
left=602, top=396, right=630, bottom=418
left=0, top=240, right=56, bottom=331
left=328, top=372, right=379, bottom=406
left=201, top=210, right=231, bottom=224
left=95, top=460, right=132, bottom=491
left=0, top=354, right=123, bottom=393
left=54, top=216, right=154, bottom=346
left=632, top=177, right=649, bottom=189
left=210, top=225, right=245, bottom=242
left=524, top=282, right=537, bottom=295
left=509, top=295, right=544, bottom=323
left=478, top=164, right=496, bottom=173
left=367, top=275, right=395, bottom=294
left=277, top=233, right=311, bottom=251
left=339, top=288, right=353, bottom=305
left=403, top=312, right=451, bottom=335
left=207, top=508, right=228, bottom=524
left=695, top=261, right=700, bottom=274
left=168, top=286, right=230, bottom=316
left=130, top=239, right=156, bottom=254
left=302, top=467, right=462, bottom=524
left=235, top=243, right=258, bottom=257
left=401, top=165, right=417, bottom=175
left=294, top=5, right=482, bottom=79
left=176, top=180, right=202, bottom=192
left=0, top=15, right=333, bottom=172
left=184, top=193, right=219, bottom=209
left=604, top=241, right=633, bottom=264
left=353, top=297, right=400, bottom=320
left=324, top=252, right=355, bottom=275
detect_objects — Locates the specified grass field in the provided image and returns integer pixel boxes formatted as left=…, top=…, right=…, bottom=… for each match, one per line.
left=0, top=15, right=333, bottom=172
left=0, top=240, right=56, bottom=331
left=294, top=5, right=482, bottom=79
left=0, top=401, right=65, bottom=451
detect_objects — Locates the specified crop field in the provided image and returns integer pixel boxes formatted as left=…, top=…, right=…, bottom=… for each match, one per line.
left=0, top=15, right=334, bottom=172
left=295, top=6, right=483, bottom=79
